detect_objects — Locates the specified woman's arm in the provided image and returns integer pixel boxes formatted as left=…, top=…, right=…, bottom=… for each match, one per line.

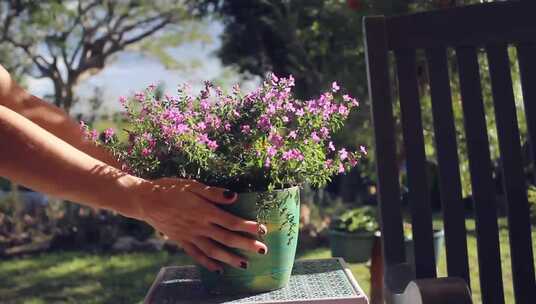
left=0, top=65, right=120, bottom=168
left=0, top=105, right=268, bottom=271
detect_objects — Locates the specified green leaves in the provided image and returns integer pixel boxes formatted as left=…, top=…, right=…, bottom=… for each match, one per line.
left=332, top=206, right=378, bottom=233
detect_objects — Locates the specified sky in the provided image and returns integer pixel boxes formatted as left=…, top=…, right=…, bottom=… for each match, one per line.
left=25, top=19, right=259, bottom=115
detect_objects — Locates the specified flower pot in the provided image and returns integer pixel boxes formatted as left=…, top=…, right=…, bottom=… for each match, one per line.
left=404, top=229, right=445, bottom=268
left=328, top=229, right=375, bottom=263
left=199, top=186, right=300, bottom=294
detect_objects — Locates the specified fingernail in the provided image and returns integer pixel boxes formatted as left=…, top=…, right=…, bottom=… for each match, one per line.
left=259, top=226, right=267, bottom=235
left=240, top=261, right=248, bottom=269
left=258, top=248, right=266, bottom=255
left=223, top=190, right=236, bottom=199
left=215, top=269, right=223, bottom=275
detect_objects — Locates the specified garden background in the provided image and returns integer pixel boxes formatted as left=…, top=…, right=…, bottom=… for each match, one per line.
left=1, top=1, right=535, bottom=303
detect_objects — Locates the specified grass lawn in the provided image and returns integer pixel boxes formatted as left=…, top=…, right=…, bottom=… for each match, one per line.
left=1, top=219, right=534, bottom=303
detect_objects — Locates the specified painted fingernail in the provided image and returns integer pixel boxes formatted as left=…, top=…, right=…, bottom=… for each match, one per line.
left=259, top=226, right=267, bottom=235
left=223, top=190, right=236, bottom=199
left=258, top=248, right=266, bottom=255
left=240, top=261, right=248, bottom=269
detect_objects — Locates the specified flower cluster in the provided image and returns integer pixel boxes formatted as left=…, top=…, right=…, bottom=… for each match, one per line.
left=83, top=73, right=366, bottom=192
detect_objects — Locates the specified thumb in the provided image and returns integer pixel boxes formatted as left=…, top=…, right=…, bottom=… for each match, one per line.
left=186, top=180, right=238, bottom=204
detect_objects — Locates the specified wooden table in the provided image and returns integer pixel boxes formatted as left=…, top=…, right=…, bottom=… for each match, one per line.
left=144, top=258, right=369, bottom=304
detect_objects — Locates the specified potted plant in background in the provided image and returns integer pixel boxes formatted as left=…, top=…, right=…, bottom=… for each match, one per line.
left=328, top=206, right=378, bottom=263
left=83, top=74, right=366, bottom=294
left=402, top=221, right=445, bottom=269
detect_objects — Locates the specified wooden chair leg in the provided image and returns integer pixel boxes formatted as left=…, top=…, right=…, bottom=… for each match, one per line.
left=370, top=236, right=384, bottom=304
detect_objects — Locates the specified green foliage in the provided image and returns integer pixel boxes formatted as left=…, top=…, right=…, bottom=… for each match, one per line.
left=528, top=186, right=536, bottom=225
left=330, top=206, right=378, bottom=233
left=90, top=74, right=365, bottom=193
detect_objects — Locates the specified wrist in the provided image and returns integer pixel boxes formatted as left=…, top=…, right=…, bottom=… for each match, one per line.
left=107, top=173, right=150, bottom=220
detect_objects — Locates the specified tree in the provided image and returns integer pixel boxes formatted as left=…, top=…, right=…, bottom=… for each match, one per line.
left=1, top=0, right=207, bottom=113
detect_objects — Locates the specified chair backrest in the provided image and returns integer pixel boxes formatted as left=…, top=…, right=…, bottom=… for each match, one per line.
left=363, top=1, right=536, bottom=303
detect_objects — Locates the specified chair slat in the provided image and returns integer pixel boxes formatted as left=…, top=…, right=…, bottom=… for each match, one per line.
left=517, top=44, right=536, bottom=183
left=386, top=1, right=536, bottom=50
left=363, top=16, right=406, bottom=266
left=456, top=46, right=505, bottom=304
left=394, top=49, right=436, bottom=279
left=426, top=47, right=470, bottom=285
left=486, top=44, right=536, bottom=304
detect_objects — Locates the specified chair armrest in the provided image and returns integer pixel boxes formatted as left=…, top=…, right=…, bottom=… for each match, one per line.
left=382, top=263, right=471, bottom=304
left=384, top=262, right=415, bottom=293
left=389, top=277, right=472, bottom=304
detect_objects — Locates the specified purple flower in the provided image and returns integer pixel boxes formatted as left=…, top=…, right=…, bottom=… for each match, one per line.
left=328, top=141, right=336, bottom=152
left=241, top=125, right=252, bottom=134
left=338, top=163, right=345, bottom=173
left=338, top=104, right=349, bottom=116
left=257, top=115, right=272, bottom=130
left=103, top=128, right=115, bottom=142
left=311, top=132, right=321, bottom=143
left=332, top=82, right=340, bottom=93
left=287, top=130, right=298, bottom=139
left=296, top=108, right=305, bottom=117
left=196, top=122, right=207, bottom=131
left=207, top=140, right=219, bottom=150
left=267, top=146, right=277, bottom=157
left=360, top=145, right=368, bottom=155
left=119, top=96, right=128, bottom=106
left=271, top=73, right=279, bottom=85
left=269, top=132, right=284, bottom=148
left=287, top=75, right=295, bottom=87
left=339, top=148, right=348, bottom=160
left=264, top=157, right=271, bottom=168
left=200, top=99, right=210, bottom=111
left=282, top=149, right=304, bottom=161
left=320, top=127, right=330, bottom=138
left=267, top=103, right=277, bottom=115
left=142, top=148, right=152, bottom=157
left=89, top=130, right=98, bottom=141
left=324, top=159, right=333, bottom=169
left=177, top=124, right=189, bottom=134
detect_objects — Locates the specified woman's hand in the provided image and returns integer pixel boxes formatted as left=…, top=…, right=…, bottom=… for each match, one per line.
left=131, top=178, right=268, bottom=273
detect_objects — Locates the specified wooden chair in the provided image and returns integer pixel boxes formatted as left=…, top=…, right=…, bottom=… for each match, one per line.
left=364, top=1, right=536, bottom=303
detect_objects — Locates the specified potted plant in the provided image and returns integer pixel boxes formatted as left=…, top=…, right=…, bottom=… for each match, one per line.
left=85, top=74, right=365, bottom=294
left=402, top=222, right=445, bottom=269
left=328, top=206, right=378, bottom=263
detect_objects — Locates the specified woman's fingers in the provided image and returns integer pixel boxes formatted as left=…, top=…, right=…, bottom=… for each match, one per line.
left=209, top=224, right=268, bottom=255
left=182, top=242, right=222, bottom=273
left=184, top=180, right=238, bottom=204
left=194, top=237, right=249, bottom=270
left=208, top=206, right=268, bottom=236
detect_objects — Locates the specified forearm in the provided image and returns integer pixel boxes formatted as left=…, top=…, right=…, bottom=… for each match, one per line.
left=0, top=67, right=120, bottom=168
left=0, top=105, right=143, bottom=219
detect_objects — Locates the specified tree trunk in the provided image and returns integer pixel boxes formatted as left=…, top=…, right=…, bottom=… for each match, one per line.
left=52, top=76, right=76, bottom=114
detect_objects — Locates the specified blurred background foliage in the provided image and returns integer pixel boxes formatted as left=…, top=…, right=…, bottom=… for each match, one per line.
left=1, top=0, right=533, bottom=257
left=2, top=1, right=535, bottom=303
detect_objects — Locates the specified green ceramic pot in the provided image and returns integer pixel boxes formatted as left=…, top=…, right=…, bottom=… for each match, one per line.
left=199, top=186, right=300, bottom=294
left=328, top=229, right=375, bottom=263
